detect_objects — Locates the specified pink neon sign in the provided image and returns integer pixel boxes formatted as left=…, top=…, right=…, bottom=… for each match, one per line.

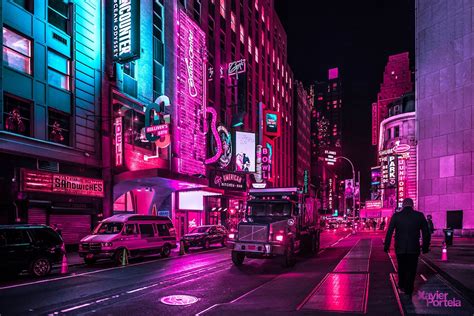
left=204, top=107, right=222, bottom=164
left=176, top=10, right=207, bottom=175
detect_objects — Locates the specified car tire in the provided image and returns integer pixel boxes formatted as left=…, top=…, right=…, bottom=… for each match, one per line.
left=203, top=240, right=210, bottom=249
left=115, top=248, right=129, bottom=266
left=161, top=244, right=171, bottom=258
left=221, top=238, right=226, bottom=247
left=84, top=258, right=96, bottom=265
left=30, top=257, right=52, bottom=277
left=231, top=250, right=245, bottom=266
left=184, top=245, right=189, bottom=252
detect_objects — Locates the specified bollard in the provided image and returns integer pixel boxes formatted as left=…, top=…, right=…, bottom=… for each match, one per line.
left=121, top=248, right=128, bottom=266
left=441, top=242, right=448, bottom=261
left=179, top=240, right=186, bottom=256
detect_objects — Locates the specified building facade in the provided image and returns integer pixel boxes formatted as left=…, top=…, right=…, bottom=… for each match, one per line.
left=293, top=80, right=312, bottom=192
left=416, top=0, right=474, bottom=234
left=378, top=93, right=416, bottom=211
left=372, top=52, right=412, bottom=147
left=311, top=68, right=343, bottom=214
left=0, top=0, right=104, bottom=245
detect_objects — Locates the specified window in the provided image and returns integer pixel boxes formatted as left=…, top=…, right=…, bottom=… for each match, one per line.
left=157, top=223, right=170, bottom=236
left=48, top=108, right=70, bottom=145
left=139, top=224, right=155, bottom=237
left=0, top=229, right=30, bottom=246
left=31, top=228, right=62, bottom=245
left=124, top=224, right=137, bottom=235
left=48, top=0, right=69, bottom=33
left=394, top=126, right=400, bottom=138
left=124, top=61, right=135, bottom=78
left=3, top=94, right=32, bottom=136
left=48, top=50, right=70, bottom=90
left=12, top=0, right=34, bottom=13
left=2, top=27, right=32, bottom=74
left=386, top=129, right=391, bottom=140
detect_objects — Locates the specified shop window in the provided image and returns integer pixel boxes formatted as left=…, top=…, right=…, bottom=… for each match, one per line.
left=123, top=110, right=153, bottom=150
left=12, top=0, right=34, bottom=13
left=48, top=108, right=70, bottom=146
left=48, top=0, right=70, bottom=34
left=124, top=61, right=135, bottom=78
left=2, top=27, right=32, bottom=74
left=3, top=94, right=32, bottom=137
left=156, top=223, right=170, bottom=236
left=394, top=126, right=400, bottom=138
left=139, top=224, right=154, bottom=237
left=48, top=50, right=70, bottom=90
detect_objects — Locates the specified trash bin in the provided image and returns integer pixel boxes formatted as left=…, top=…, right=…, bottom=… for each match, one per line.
left=443, top=228, right=454, bottom=246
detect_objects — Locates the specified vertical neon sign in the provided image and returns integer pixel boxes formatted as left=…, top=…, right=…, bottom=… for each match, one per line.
left=115, top=117, right=123, bottom=166
left=176, top=10, right=206, bottom=175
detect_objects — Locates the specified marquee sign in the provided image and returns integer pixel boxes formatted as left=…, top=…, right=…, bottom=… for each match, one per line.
left=111, top=0, right=140, bottom=63
left=21, top=169, right=104, bottom=198
left=115, top=116, right=123, bottom=166
left=210, top=170, right=246, bottom=191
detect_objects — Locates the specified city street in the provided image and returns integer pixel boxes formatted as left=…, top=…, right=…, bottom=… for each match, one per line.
left=1, top=229, right=472, bottom=316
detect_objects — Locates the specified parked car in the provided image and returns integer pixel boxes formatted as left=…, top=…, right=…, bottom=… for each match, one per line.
left=182, top=225, right=227, bottom=251
left=0, top=225, right=64, bottom=277
left=79, top=214, right=177, bottom=265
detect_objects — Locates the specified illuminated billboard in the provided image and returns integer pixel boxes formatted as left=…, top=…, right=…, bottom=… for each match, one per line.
left=235, top=131, right=256, bottom=172
left=110, top=0, right=140, bottom=63
left=263, top=110, right=281, bottom=137
left=175, top=9, right=207, bottom=175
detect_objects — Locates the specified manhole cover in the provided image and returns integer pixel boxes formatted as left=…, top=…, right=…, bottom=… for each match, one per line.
left=160, top=295, right=199, bottom=306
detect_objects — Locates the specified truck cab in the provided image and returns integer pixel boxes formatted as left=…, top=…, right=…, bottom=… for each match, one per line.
left=228, top=187, right=320, bottom=267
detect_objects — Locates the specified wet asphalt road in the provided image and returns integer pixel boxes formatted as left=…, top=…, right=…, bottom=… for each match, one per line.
left=1, top=228, right=471, bottom=316
left=0, top=229, right=348, bottom=315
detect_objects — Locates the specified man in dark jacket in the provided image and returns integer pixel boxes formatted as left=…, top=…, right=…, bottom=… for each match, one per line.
left=384, top=198, right=430, bottom=296
left=427, top=215, right=435, bottom=235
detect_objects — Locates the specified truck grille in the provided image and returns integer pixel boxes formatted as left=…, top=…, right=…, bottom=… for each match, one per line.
left=82, top=243, right=101, bottom=251
left=238, top=224, right=268, bottom=242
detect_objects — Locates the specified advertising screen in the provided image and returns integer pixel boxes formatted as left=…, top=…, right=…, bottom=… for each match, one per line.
left=263, top=110, right=281, bottom=137
left=235, top=132, right=256, bottom=172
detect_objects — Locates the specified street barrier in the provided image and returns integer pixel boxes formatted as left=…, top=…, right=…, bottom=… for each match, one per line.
left=179, top=240, right=186, bottom=256
left=441, top=242, right=448, bottom=261
left=121, top=248, right=128, bottom=266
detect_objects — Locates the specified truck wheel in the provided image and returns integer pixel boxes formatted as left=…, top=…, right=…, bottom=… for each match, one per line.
left=203, top=240, right=210, bottom=249
left=281, top=242, right=295, bottom=268
left=231, top=251, right=245, bottom=266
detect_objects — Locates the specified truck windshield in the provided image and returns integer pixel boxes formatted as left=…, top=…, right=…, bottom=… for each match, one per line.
left=93, top=222, right=124, bottom=235
left=247, top=202, right=291, bottom=217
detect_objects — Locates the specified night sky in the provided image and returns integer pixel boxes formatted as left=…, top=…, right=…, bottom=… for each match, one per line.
left=275, top=0, right=415, bottom=199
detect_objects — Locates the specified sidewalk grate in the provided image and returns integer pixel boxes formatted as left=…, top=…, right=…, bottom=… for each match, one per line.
left=299, top=273, right=369, bottom=313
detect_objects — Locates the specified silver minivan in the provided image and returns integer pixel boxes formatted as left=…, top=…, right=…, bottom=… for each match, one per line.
left=79, top=214, right=177, bottom=265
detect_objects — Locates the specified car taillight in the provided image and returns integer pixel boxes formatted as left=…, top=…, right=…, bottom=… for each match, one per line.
left=228, top=233, right=235, bottom=239
left=275, top=235, right=284, bottom=242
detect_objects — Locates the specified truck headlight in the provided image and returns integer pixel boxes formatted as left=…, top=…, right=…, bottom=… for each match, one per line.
left=275, top=234, right=284, bottom=242
left=228, top=233, right=235, bottom=239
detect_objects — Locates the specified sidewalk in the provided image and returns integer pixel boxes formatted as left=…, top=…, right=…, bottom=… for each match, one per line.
left=421, top=236, right=474, bottom=304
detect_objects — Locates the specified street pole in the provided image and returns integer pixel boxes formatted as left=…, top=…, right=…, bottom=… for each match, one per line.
left=336, top=156, right=355, bottom=220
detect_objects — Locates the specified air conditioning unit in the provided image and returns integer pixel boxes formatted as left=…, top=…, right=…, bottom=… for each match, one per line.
left=37, top=160, right=59, bottom=173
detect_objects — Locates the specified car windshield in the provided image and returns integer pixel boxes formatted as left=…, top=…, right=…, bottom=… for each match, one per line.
left=190, top=227, right=210, bottom=234
left=247, top=202, right=291, bottom=217
left=93, top=222, right=124, bottom=235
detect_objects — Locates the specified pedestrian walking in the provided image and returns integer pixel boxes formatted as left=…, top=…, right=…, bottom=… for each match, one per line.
left=372, top=220, right=377, bottom=231
left=426, top=214, right=435, bottom=235
left=379, top=220, right=386, bottom=230
left=384, top=198, right=430, bottom=296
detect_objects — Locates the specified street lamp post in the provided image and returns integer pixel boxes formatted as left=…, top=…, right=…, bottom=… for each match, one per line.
left=336, top=156, right=356, bottom=220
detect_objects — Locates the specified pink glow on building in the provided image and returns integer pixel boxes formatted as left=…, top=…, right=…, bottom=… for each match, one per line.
left=175, top=10, right=207, bottom=176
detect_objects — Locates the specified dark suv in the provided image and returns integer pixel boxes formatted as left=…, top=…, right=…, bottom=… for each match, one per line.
left=182, top=225, right=227, bottom=251
left=0, top=225, right=64, bottom=277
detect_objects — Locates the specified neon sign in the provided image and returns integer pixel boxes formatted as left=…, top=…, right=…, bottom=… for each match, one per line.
left=115, top=117, right=123, bottom=166
left=261, top=141, right=273, bottom=180
left=204, top=107, right=222, bottom=165
left=176, top=10, right=206, bottom=175
left=217, top=125, right=232, bottom=168
left=111, top=0, right=140, bottom=63
left=227, top=59, right=246, bottom=76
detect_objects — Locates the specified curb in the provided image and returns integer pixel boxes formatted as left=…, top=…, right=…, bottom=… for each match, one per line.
left=420, top=254, right=474, bottom=306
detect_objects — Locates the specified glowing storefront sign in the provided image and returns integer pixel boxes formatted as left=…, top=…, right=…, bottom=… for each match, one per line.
left=227, top=59, right=246, bottom=76
left=366, top=200, right=383, bottom=209
left=235, top=131, right=256, bottom=172
left=115, top=116, right=123, bottom=166
left=261, top=141, right=273, bottom=180
left=328, top=178, right=333, bottom=210
left=210, top=170, right=246, bottom=191
left=176, top=10, right=206, bottom=175
left=22, top=169, right=104, bottom=197
left=324, top=149, right=337, bottom=165
left=111, top=0, right=140, bottom=63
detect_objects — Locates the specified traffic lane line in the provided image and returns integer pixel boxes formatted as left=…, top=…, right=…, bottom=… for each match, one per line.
left=0, top=247, right=228, bottom=291
left=196, top=232, right=354, bottom=316
left=48, top=261, right=236, bottom=315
